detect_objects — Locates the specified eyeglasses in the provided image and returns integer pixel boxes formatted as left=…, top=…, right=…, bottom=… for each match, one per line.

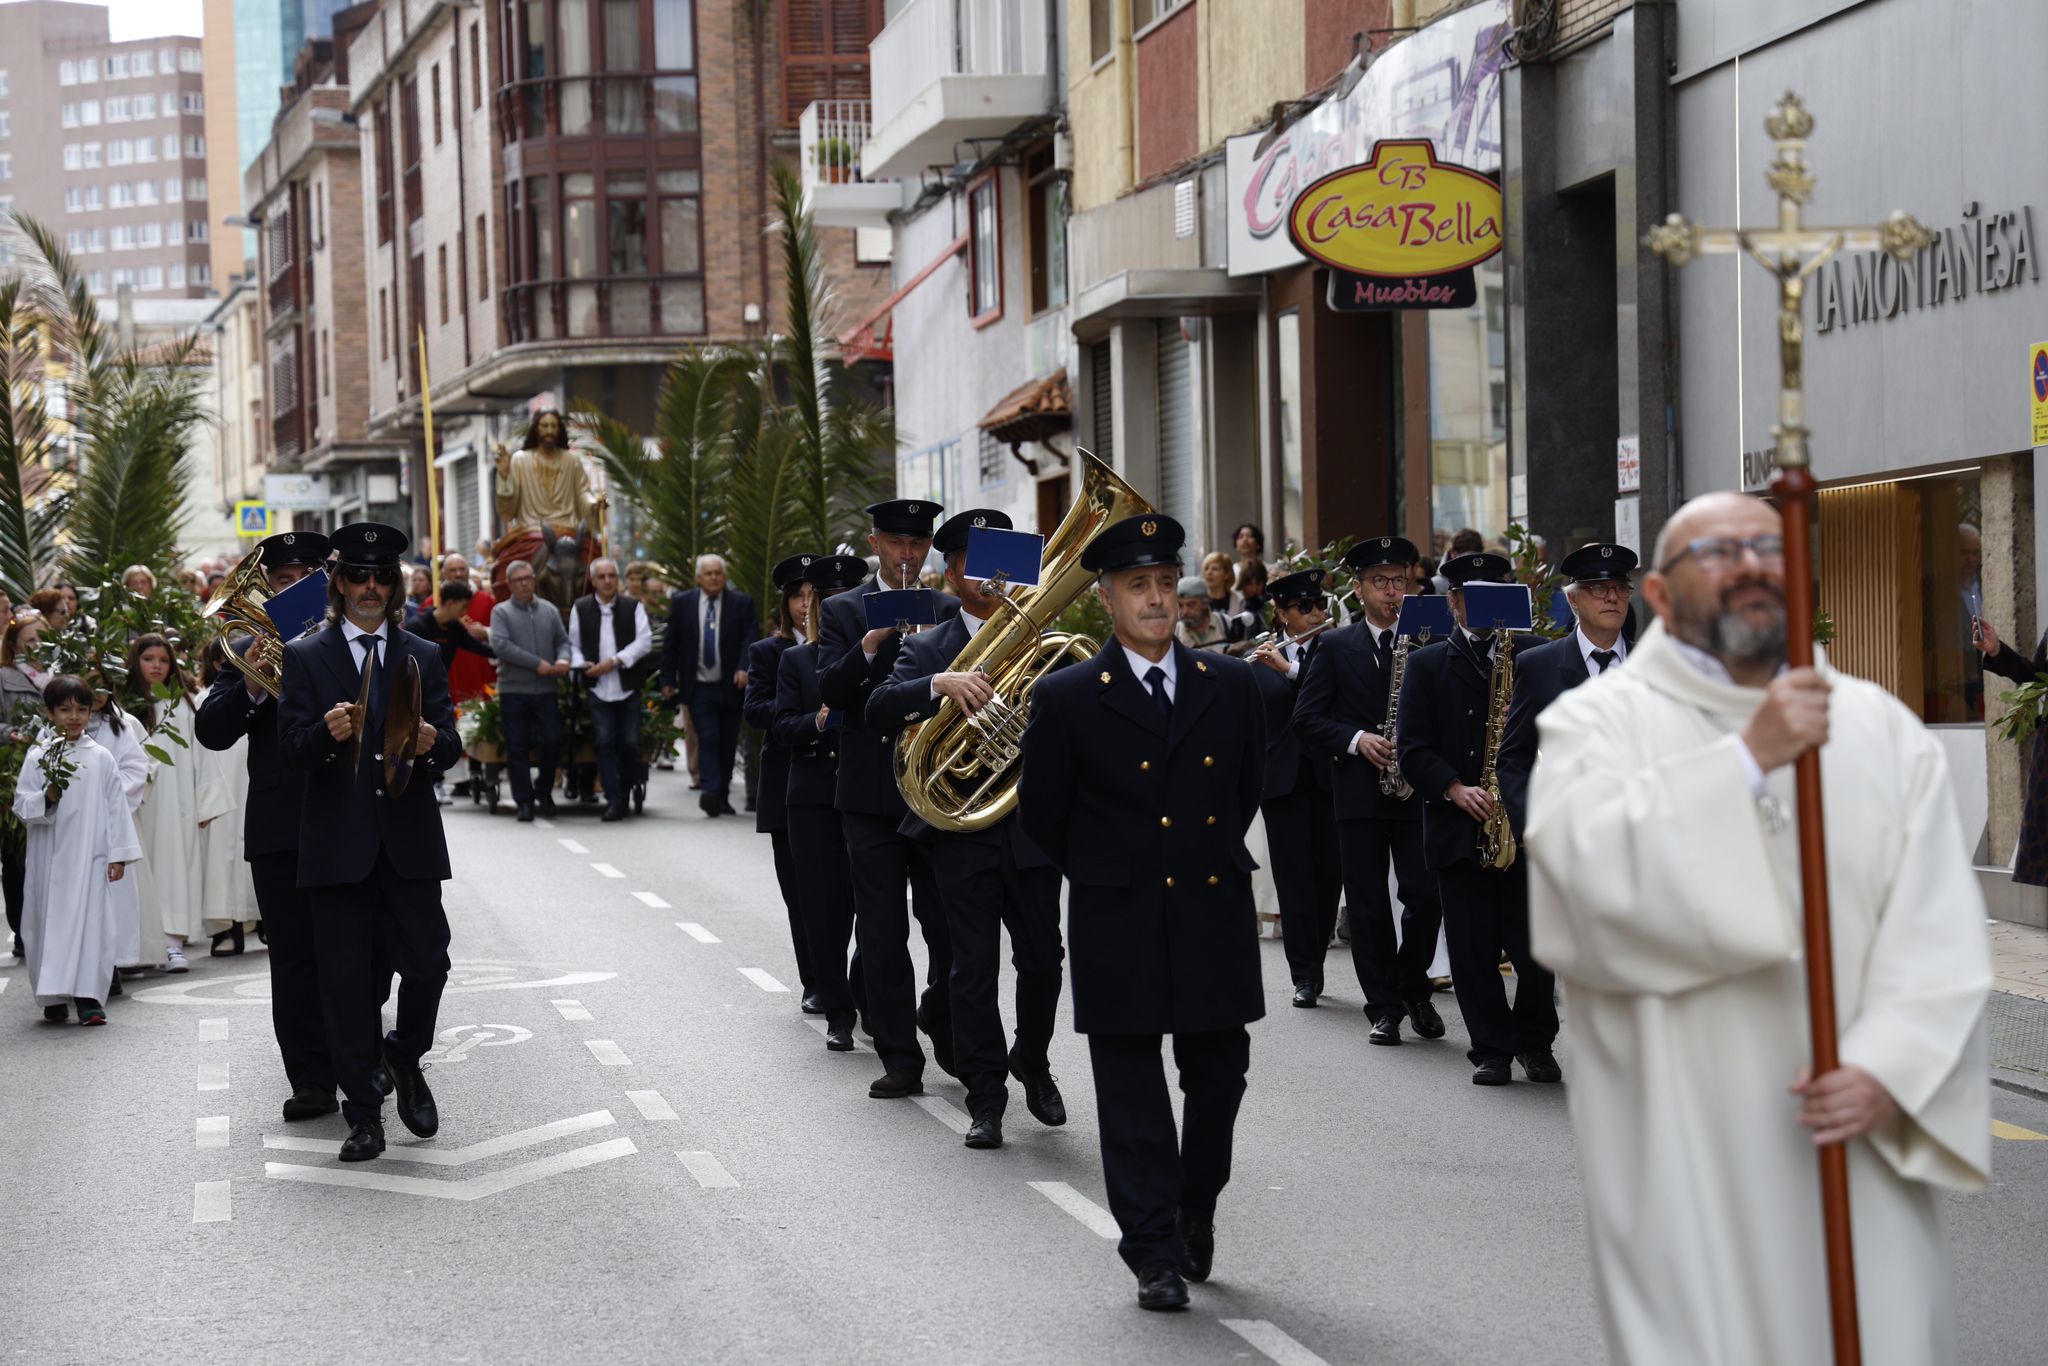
left=340, top=565, right=401, bottom=586
left=1360, top=574, right=1408, bottom=592
left=1657, top=535, right=1785, bottom=574
left=1576, top=579, right=1633, bottom=600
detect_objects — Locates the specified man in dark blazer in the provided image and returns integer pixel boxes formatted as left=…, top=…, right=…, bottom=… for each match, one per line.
left=660, top=553, right=758, bottom=817
left=744, top=554, right=820, bottom=1010
left=1246, top=569, right=1345, bottom=1008
left=1394, top=551, right=1558, bottom=1088
left=196, top=529, right=346, bottom=1122
left=1293, top=537, right=1444, bottom=1042
left=1497, top=543, right=1636, bottom=835
left=816, top=499, right=962, bottom=1098
left=1019, top=514, right=1266, bottom=1313
left=278, top=523, right=463, bottom=1162
left=866, top=509, right=1066, bottom=1151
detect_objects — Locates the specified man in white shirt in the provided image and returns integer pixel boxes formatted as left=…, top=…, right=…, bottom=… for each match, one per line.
left=570, top=558, right=654, bottom=822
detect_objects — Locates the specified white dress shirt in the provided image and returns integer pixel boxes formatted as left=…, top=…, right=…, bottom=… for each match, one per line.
left=1576, top=627, right=1627, bottom=677
left=1122, top=643, right=1176, bottom=702
left=696, top=592, right=723, bottom=685
left=572, top=594, right=654, bottom=702
left=342, top=619, right=390, bottom=676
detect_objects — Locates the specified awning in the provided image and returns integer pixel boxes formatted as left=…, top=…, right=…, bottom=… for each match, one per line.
left=978, top=367, right=1071, bottom=450
left=839, top=229, right=970, bottom=365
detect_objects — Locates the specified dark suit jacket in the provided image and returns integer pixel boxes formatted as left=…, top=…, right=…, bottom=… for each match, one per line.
left=1249, top=637, right=1333, bottom=805
left=772, top=640, right=841, bottom=809
left=1018, top=638, right=1266, bottom=1035
left=1395, top=633, right=1514, bottom=871
left=660, top=586, right=759, bottom=706
left=195, top=660, right=303, bottom=860
left=277, top=623, right=462, bottom=888
left=864, top=611, right=1051, bottom=868
left=1497, top=632, right=1601, bottom=835
left=743, top=634, right=795, bottom=833
left=815, top=574, right=962, bottom=819
left=1292, top=620, right=1420, bottom=823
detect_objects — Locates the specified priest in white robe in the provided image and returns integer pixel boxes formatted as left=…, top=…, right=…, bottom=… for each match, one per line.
left=16, top=721, right=144, bottom=1014
left=1527, top=491, right=1991, bottom=1366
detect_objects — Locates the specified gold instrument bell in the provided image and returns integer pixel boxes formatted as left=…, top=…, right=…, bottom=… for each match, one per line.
left=201, top=545, right=287, bottom=697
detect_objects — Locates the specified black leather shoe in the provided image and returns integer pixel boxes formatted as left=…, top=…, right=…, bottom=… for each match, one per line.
left=718, top=799, right=738, bottom=816
left=600, top=806, right=625, bottom=822
left=536, top=798, right=559, bottom=818
left=1518, top=1049, right=1563, bottom=1083
left=370, top=1061, right=392, bottom=1099
left=281, top=1087, right=339, bottom=1122
left=963, top=1115, right=1003, bottom=1149
left=1136, top=1264, right=1190, bottom=1311
left=1406, top=998, right=1446, bottom=1039
left=515, top=804, right=534, bottom=823
left=1177, top=1212, right=1215, bottom=1283
left=868, top=1069, right=924, bottom=1099
left=383, top=1044, right=439, bottom=1138
left=1015, top=1069, right=1067, bottom=1126
left=916, top=1004, right=957, bottom=1079
left=338, top=1120, right=386, bottom=1162
left=1472, top=1056, right=1513, bottom=1086
left=824, top=1025, right=855, bottom=1052
left=699, top=793, right=720, bottom=818
left=1368, top=1012, right=1402, bottom=1046
left=1291, top=981, right=1317, bottom=1008
left=800, top=993, right=823, bottom=1016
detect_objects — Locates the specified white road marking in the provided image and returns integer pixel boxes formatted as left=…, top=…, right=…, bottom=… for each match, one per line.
left=913, top=1094, right=971, bottom=1135
left=266, top=1137, right=638, bottom=1200
left=675, top=1151, right=738, bottom=1188
left=558, top=838, right=589, bottom=854
left=265, top=1110, right=617, bottom=1166
left=585, top=1039, right=631, bottom=1066
left=1027, top=1181, right=1120, bottom=1239
left=192, top=1180, right=231, bottom=1223
left=634, top=891, right=671, bottom=908
left=626, top=1090, right=678, bottom=1122
left=0, top=976, right=8, bottom=996
left=803, top=1018, right=869, bottom=1052
left=198, top=1059, right=229, bottom=1092
left=675, top=922, right=719, bottom=943
left=534, top=818, right=556, bottom=829
left=551, top=999, right=594, bottom=1022
left=590, top=862, right=625, bottom=879
left=198, top=1018, right=228, bottom=1041
left=738, top=967, right=788, bottom=993
left=422, top=1023, right=534, bottom=1063
left=1220, top=1320, right=1330, bottom=1366
left=195, top=1116, right=230, bottom=1150
left=137, top=964, right=617, bottom=1005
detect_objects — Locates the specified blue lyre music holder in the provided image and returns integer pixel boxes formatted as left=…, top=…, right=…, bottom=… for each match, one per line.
left=1395, top=594, right=1455, bottom=641
left=264, top=569, right=332, bottom=641
left=1462, top=582, right=1535, bottom=632
left=963, top=527, right=1045, bottom=589
left=864, top=588, right=938, bottom=633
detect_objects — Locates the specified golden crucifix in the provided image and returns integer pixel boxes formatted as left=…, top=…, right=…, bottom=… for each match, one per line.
left=1645, top=91, right=1936, bottom=1366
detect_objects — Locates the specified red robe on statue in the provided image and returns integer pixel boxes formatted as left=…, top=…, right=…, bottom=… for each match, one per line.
left=448, top=586, right=497, bottom=704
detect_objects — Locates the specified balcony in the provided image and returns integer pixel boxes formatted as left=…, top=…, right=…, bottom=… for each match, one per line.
left=862, top=0, right=1053, bottom=182
left=799, top=100, right=902, bottom=229
left=503, top=275, right=707, bottom=346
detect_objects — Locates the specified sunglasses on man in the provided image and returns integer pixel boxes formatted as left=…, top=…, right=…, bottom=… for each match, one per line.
left=340, top=565, right=402, bottom=586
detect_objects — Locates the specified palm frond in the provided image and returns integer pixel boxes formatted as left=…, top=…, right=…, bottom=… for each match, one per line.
left=0, top=280, right=58, bottom=600
left=60, top=349, right=206, bottom=584
left=723, top=409, right=804, bottom=611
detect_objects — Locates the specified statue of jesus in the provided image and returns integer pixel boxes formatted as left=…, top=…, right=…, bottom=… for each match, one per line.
left=490, top=408, right=606, bottom=611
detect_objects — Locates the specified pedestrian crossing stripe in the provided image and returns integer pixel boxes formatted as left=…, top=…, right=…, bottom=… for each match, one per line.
left=1992, top=1119, right=2046, bottom=1141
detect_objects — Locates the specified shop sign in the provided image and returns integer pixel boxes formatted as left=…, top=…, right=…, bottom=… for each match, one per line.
left=1617, top=435, right=1641, bottom=493
left=2032, top=342, right=2048, bottom=447
left=1288, top=141, right=1504, bottom=279
left=264, top=473, right=331, bottom=510
left=1814, top=203, right=2037, bottom=335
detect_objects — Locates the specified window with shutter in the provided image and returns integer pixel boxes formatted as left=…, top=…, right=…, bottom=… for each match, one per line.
left=779, top=0, right=880, bottom=128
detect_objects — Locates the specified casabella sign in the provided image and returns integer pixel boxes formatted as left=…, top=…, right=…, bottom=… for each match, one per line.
left=1286, top=140, right=1504, bottom=280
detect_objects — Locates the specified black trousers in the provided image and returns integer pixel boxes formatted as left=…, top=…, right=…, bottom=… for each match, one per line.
left=311, top=850, right=452, bottom=1127
left=499, top=691, right=560, bottom=809
left=1261, top=779, right=1343, bottom=988
left=842, top=810, right=952, bottom=1075
left=788, top=804, right=857, bottom=1029
left=1434, top=860, right=1555, bottom=1064
left=3, top=819, right=23, bottom=938
left=768, top=826, right=814, bottom=995
left=1338, top=816, right=1440, bottom=1016
left=928, top=833, right=1064, bottom=1118
left=688, top=694, right=743, bottom=802
left=1087, top=1028, right=1252, bottom=1274
left=252, top=853, right=334, bottom=1093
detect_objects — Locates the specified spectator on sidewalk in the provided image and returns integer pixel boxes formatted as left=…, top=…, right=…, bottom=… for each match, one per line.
left=489, top=560, right=571, bottom=823
left=1176, top=576, right=1230, bottom=651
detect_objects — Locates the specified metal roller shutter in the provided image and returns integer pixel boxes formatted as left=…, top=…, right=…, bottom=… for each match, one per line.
left=1155, top=319, right=1194, bottom=540
left=1090, top=339, right=1114, bottom=462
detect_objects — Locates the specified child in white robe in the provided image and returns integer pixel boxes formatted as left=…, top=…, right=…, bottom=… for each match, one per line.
left=89, top=696, right=150, bottom=973
left=126, top=634, right=231, bottom=972
left=15, top=675, right=143, bottom=1025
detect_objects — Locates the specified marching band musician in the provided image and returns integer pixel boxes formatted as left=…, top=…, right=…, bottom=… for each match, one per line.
left=278, top=523, right=463, bottom=1161
left=744, top=554, right=821, bottom=1013
left=1245, top=569, right=1344, bottom=1008
left=816, top=500, right=962, bottom=1098
left=1291, top=538, right=1443, bottom=1041
left=865, top=509, right=1067, bottom=1152
left=1394, top=552, right=1559, bottom=1088
left=775, top=555, right=871, bottom=1053
left=1018, top=514, right=1266, bottom=1313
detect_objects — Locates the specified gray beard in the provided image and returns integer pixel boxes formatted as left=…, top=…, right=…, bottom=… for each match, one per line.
left=1702, top=606, right=1787, bottom=672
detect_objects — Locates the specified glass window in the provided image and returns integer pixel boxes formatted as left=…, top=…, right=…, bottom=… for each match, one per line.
left=653, top=0, right=694, bottom=67
left=85, top=185, right=101, bottom=209
left=186, top=135, right=204, bottom=157
left=186, top=178, right=206, bottom=200
left=136, top=179, right=156, bottom=204
left=188, top=218, right=207, bottom=241
left=1919, top=473, right=1985, bottom=723
left=1276, top=309, right=1303, bottom=552
left=166, top=219, right=181, bottom=242
left=81, top=101, right=100, bottom=126
left=134, top=93, right=155, bottom=118
left=132, top=51, right=152, bottom=76
left=522, top=0, right=547, bottom=138
left=563, top=172, right=597, bottom=278
left=82, top=143, right=101, bottom=167
left=110, top=183, right=131, bottom=207
left=1427, top=261, right=1508, bottom=558
left=59, top=61, right=75, bottom=85
left=1089, top=0, right=1112, bottom=63
left=106, top=96, right=128, bottom=122
left=165, top=177, right=181, bottom=201
left=603, top=0, right=642, bottom=131
left=169, top=262, right=183, bottom=287
left=607, top=172, right=646, bottom=274
left=968, top=178, right=999, bottom=319
left=557, top=0, right=593, bottom=134
left=658, top=191, right=698, bottom=273
left=181, top=49, right=204, bottom=73
left=651, top=76, right=697, bottom=132
left=139, top=222, right=159, bottom=245
left=62, top=105, right=78, bottom=128
left=108, top=55, right=127, bottom=78
left=64, top=187, right=82, bottom=212
left=141, top=267, right=162, bottom=290
left=1028, top=166, right=1067, bottom=313
left=525, top=175, right=554, bottom=278
left=163, top=135, right=177, bottom=158
left=136, top=137, right=155, bottom=162
left=63, top=145, right=80, bottom=170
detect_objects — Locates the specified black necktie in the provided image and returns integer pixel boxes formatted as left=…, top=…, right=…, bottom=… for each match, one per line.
left=1374, top=631, right=1392, bottom=670
left=355, top=634, right=384, bottom=717
left=1145, top=665, right=1171, bottom=720
left=1591, top=649, right=1617, bottom=674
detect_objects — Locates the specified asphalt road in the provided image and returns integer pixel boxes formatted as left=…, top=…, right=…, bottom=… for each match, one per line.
left=4, top=768, right=2046, bottom=1365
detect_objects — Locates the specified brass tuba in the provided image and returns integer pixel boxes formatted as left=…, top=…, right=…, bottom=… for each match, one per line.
left=896, top=452, right=1154, bottom=833
left=202, top=545, right=286, bottom=697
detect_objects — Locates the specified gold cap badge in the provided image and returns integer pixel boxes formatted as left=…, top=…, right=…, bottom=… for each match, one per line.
left=1141, top=520, right=1158, bottom=537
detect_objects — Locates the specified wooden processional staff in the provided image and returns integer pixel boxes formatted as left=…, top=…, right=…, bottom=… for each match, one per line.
left=1646, top=92, right=1935, bottom=1366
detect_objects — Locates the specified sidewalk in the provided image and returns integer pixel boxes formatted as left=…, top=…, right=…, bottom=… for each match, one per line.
left=1990, top=920, right=2048, bottom=1094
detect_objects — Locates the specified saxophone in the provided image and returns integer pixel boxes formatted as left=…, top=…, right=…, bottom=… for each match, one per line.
left=1377, top=633, right=1417, bottom=799
left=1476, top=632, right=1517, bottom=870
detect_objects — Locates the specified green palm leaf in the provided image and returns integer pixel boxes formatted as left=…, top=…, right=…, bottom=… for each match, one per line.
left=0, top=280, right=59, bottom=600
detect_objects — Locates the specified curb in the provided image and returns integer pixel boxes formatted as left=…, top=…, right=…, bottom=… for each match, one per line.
left=1991, top=1066, right=2048, bottom=1104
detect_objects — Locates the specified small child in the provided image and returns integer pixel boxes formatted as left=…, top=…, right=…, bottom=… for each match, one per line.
left=14, top=675, right=144, bottom=1025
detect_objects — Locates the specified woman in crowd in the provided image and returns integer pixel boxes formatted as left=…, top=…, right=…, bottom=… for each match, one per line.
left=1201, top=551, right=1244, bottom=619
left=2, top=613, right=52, bottom=959
left=27, top=588, right=69, bottom=633
left=124, top=633, right=231, bottom=974
left=1231, top=522, right=1268, bottom=579
left=1237, top=560, right=1270, bottom=624
left=121, top=565, right=158, bottom=599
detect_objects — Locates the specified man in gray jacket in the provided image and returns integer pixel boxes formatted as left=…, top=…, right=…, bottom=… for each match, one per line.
left=489, top=560, right=571, bottom=821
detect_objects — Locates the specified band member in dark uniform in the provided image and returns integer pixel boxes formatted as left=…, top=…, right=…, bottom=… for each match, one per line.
left=196, top=530, right=348, bottom=1121
left=1245, top=569, right=1343, bottom=1007
left=816, top=500, right=961, bottom=1097
left=278, top=523, right=463, bottom=1160
left=775, top=554, right=870, bottom=1052
left=1496, top=543, right=1636, bottom=836
left=1292, top=537, right=1444, bottom=1042
left=866, top=509, right=1066, bottom=1151
left=1019, top=514, right=1266, bottom=1312
left=745, top=554, right=819, bottom=1012
left=1394, top=551, right=1558, bottom=1087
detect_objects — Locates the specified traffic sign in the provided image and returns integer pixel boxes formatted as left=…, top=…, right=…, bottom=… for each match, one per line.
left=2031, top=342, right=2048, bottom=447
left=234, top=500, right=271, bottom=537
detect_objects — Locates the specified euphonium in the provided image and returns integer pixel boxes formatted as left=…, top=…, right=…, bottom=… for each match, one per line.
left=1476, top=630, right=1517, bottom=869
left=202, top=545, right=287, bottom=697
left=895, top=452, right=1154, bottom=833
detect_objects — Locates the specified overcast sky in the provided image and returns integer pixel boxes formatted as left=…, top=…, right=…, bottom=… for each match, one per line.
left=0, top=0, right=207, bottom=40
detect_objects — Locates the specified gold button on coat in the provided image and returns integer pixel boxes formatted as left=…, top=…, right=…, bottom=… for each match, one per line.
left=1205, top=816, right=1216, bottom=825
left=1165, top=877, right=1175, bottom=888
left=1139, top=760, right=1150, bottom=771
left=1202, top=755, right=1214, bottom=766
left=1160, top=816, right=1172, bottom=828
left=1207, top=875, right=1219, bottom=886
